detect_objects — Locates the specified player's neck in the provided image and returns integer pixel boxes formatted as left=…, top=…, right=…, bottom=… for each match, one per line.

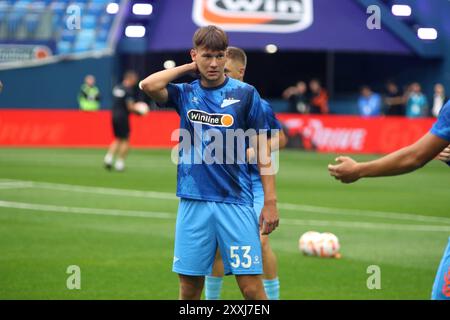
left=200, top=75, right=226, bottom=89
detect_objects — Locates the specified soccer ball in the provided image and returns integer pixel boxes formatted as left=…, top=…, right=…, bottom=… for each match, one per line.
left=298, top=231, right=322, bottom=256
left=317, top=232, right=340, bottom=258
left=299, top=231, right=340, bottom=258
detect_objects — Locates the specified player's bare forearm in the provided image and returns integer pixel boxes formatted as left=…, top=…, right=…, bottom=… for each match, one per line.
left=269, top=130, right=287, bottom=152
left=359, top=133, right=449, bottom=178
left=256, top=134, right=279, bottom=235
left=329, top=133, right=449, bottom=183
left=140, top=63, right=197, bottom=103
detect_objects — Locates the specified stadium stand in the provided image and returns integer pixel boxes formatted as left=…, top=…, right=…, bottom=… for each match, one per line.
left=0, top=0, right=117, bottom=54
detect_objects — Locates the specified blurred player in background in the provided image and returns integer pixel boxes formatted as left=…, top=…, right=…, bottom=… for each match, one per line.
left=205, top=46, right=287, bottom=300
left=328, top=101, right=450, bottom=300
left=78, top=74, right=101, bottom=111
left=140, top=26, right=279, bottom=300
left=104, top=70, right=146, bottom=172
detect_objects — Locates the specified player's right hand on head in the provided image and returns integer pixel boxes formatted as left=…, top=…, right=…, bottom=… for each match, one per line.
left=328, top=156, right=360, bottom=184
left=188, top=62, right=199, bottom=77
left=437, top=145, right=450, bottom=162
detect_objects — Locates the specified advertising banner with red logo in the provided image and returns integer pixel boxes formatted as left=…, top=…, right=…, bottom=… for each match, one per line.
left=0, top=110, right=179, bottom=148
left=277, top=114, right=435, bottom=154
left=0, top=110, right=436, bottom=154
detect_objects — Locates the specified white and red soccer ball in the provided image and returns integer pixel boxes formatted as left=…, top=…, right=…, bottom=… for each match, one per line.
left=298, top=231, right=341, bottom=258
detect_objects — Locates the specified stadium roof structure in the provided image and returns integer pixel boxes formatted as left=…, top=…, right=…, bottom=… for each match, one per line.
left=146, top=0, right=444, bottom=58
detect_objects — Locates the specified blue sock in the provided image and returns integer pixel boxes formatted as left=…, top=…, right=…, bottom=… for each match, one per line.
left=263, top=278, right=280, bottom=300
left=205, top=276, right=223, bottom=300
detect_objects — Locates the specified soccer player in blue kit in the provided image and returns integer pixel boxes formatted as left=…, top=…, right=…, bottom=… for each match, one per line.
left=205, top=47, right=287, bottom=300
left=328, top=101, right=450, bottom=300
left=139, top=26, right=279, bottom=300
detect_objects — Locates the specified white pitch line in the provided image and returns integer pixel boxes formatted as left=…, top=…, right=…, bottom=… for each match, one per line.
left=0, top=200, right=175, bottom=219
left=278, top=203, right=450, bottom=225
left=0, top=200, right=449, bottom=233
left=2, top=178, right=450, bottom=225
left=0, top=181, right=34, bottom=190
left=282, top=218, right=450, bottom=233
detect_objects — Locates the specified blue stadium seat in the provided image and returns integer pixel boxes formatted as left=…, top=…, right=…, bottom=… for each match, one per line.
left=2, top=0, right=117, bottom=55
left=93, top=41, right=107, bottom=50
left=99, top=13, right=113, bottom=27
left=97, top=28, right=108, bottom=42
left=29, top=1, right=46, bottom=12
left=51, top=2, right=67, bottom=16
left=86, top=2, right=104, bottom=15
left=24, top=13, right=41, bottom=36
left=57, top=40, right=72, bottom=54
left=60, top=29, right=77, bottom=42
left=81, top=15, right=97, bottom=29
left=68, top=2, right=86, bottom=12
left=73, top=39, right=92, bottom=52
left=77, top=29, right=95, bottom=42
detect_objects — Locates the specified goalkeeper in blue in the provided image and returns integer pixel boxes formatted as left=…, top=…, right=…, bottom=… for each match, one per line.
left=328, top=101, right=450, bottom=300
left=205, top=46, right=287, bottom=300
left=140, top=26, right=279, bottom=300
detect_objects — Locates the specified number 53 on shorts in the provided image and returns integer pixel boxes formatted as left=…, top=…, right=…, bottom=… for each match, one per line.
left=230, top=246, right=253, bottom=269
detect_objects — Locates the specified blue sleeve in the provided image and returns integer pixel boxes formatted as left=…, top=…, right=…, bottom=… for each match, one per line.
left=247, top=87, right=269, bottom=133
left=160, top=83, right=183, bottom=114
left=430, top=101, right=450, bottom=142
left=261, top=99, right=282, bottom=137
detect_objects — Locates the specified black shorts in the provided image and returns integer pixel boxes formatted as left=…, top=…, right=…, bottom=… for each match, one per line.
left=112, top=116, right=130, bottom=139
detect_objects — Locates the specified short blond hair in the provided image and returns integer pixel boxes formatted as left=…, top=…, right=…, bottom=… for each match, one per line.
left=226, top=46, right=247, bottom=67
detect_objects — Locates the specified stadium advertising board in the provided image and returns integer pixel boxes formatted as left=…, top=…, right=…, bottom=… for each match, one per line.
left=0, top=110, right=434, bottom=154
left=192, top=0, right=314, bottom=33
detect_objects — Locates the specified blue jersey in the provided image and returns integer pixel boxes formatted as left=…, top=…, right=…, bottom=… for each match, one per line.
left=250, top=99, right=283, bottom=196
left=166, top=77, right=268, bottom=206
left=431, top=101, right=450, bottom=141
left=430, top=101, right=450, bottom=166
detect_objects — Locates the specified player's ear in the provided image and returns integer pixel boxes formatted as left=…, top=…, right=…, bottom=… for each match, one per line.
left=190, top=49, right=197, bottom=62
left=239, top=67, right=246, bottom=78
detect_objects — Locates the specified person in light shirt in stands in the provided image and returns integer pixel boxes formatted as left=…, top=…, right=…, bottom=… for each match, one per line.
left=432, top=83, right=447, bottom=118
left=406, top=82, right=429, bottom=118
left=358, top=85, right=382, bottom=117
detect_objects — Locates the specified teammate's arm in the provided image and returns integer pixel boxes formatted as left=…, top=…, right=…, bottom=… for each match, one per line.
left=269, top=130, right=288, bottom=152
left=328, top=133, right=450, bottom=183
left=437, top=144, right=450, bottom=163
left=139, top=62, right=198, bottom=104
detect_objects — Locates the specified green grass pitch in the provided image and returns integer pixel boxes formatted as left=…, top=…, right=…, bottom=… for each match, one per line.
left=0, top=148, right=449, bottom=299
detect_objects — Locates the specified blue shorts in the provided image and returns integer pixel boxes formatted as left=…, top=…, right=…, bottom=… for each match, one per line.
left=173, top=198, right=263, bottom=276
left=431, top=237, right=450, bottom=300
left=253, top=187, right=264, bottom=221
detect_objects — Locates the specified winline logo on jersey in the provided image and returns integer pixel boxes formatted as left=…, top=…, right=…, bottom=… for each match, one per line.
left=192, top=0, right=314, bottom=33
left=170, top=122, right=280, bottom=175
left=188, top=109, right=234, bottom=127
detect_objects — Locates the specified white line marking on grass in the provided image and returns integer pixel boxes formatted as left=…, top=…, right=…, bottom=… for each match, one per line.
left=282, top=218, right=450, bottom=233
left=0, top=200, right=175, bottom=219
left=0, top=200, right=449, bottom=233
left=0, top=181, right=34, bottom=190
left=278, top=203, right=450, bottom=225
left=2, top=179, right=450, bottom=225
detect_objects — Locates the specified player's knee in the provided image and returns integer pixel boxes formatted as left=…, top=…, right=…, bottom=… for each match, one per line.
left=179, top=276, right=203, bottom=300
left=241, top=284, right=263, bottom=300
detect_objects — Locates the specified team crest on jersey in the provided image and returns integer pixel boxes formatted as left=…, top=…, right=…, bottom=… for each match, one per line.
left=192, top=0, right=314, bottom=33
left=188, top=109, right=234, bottom=127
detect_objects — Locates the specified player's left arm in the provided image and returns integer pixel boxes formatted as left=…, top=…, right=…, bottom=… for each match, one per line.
left=256, top=133, right=279, bottom=235
left=248, top=91, right=279, bottom=235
